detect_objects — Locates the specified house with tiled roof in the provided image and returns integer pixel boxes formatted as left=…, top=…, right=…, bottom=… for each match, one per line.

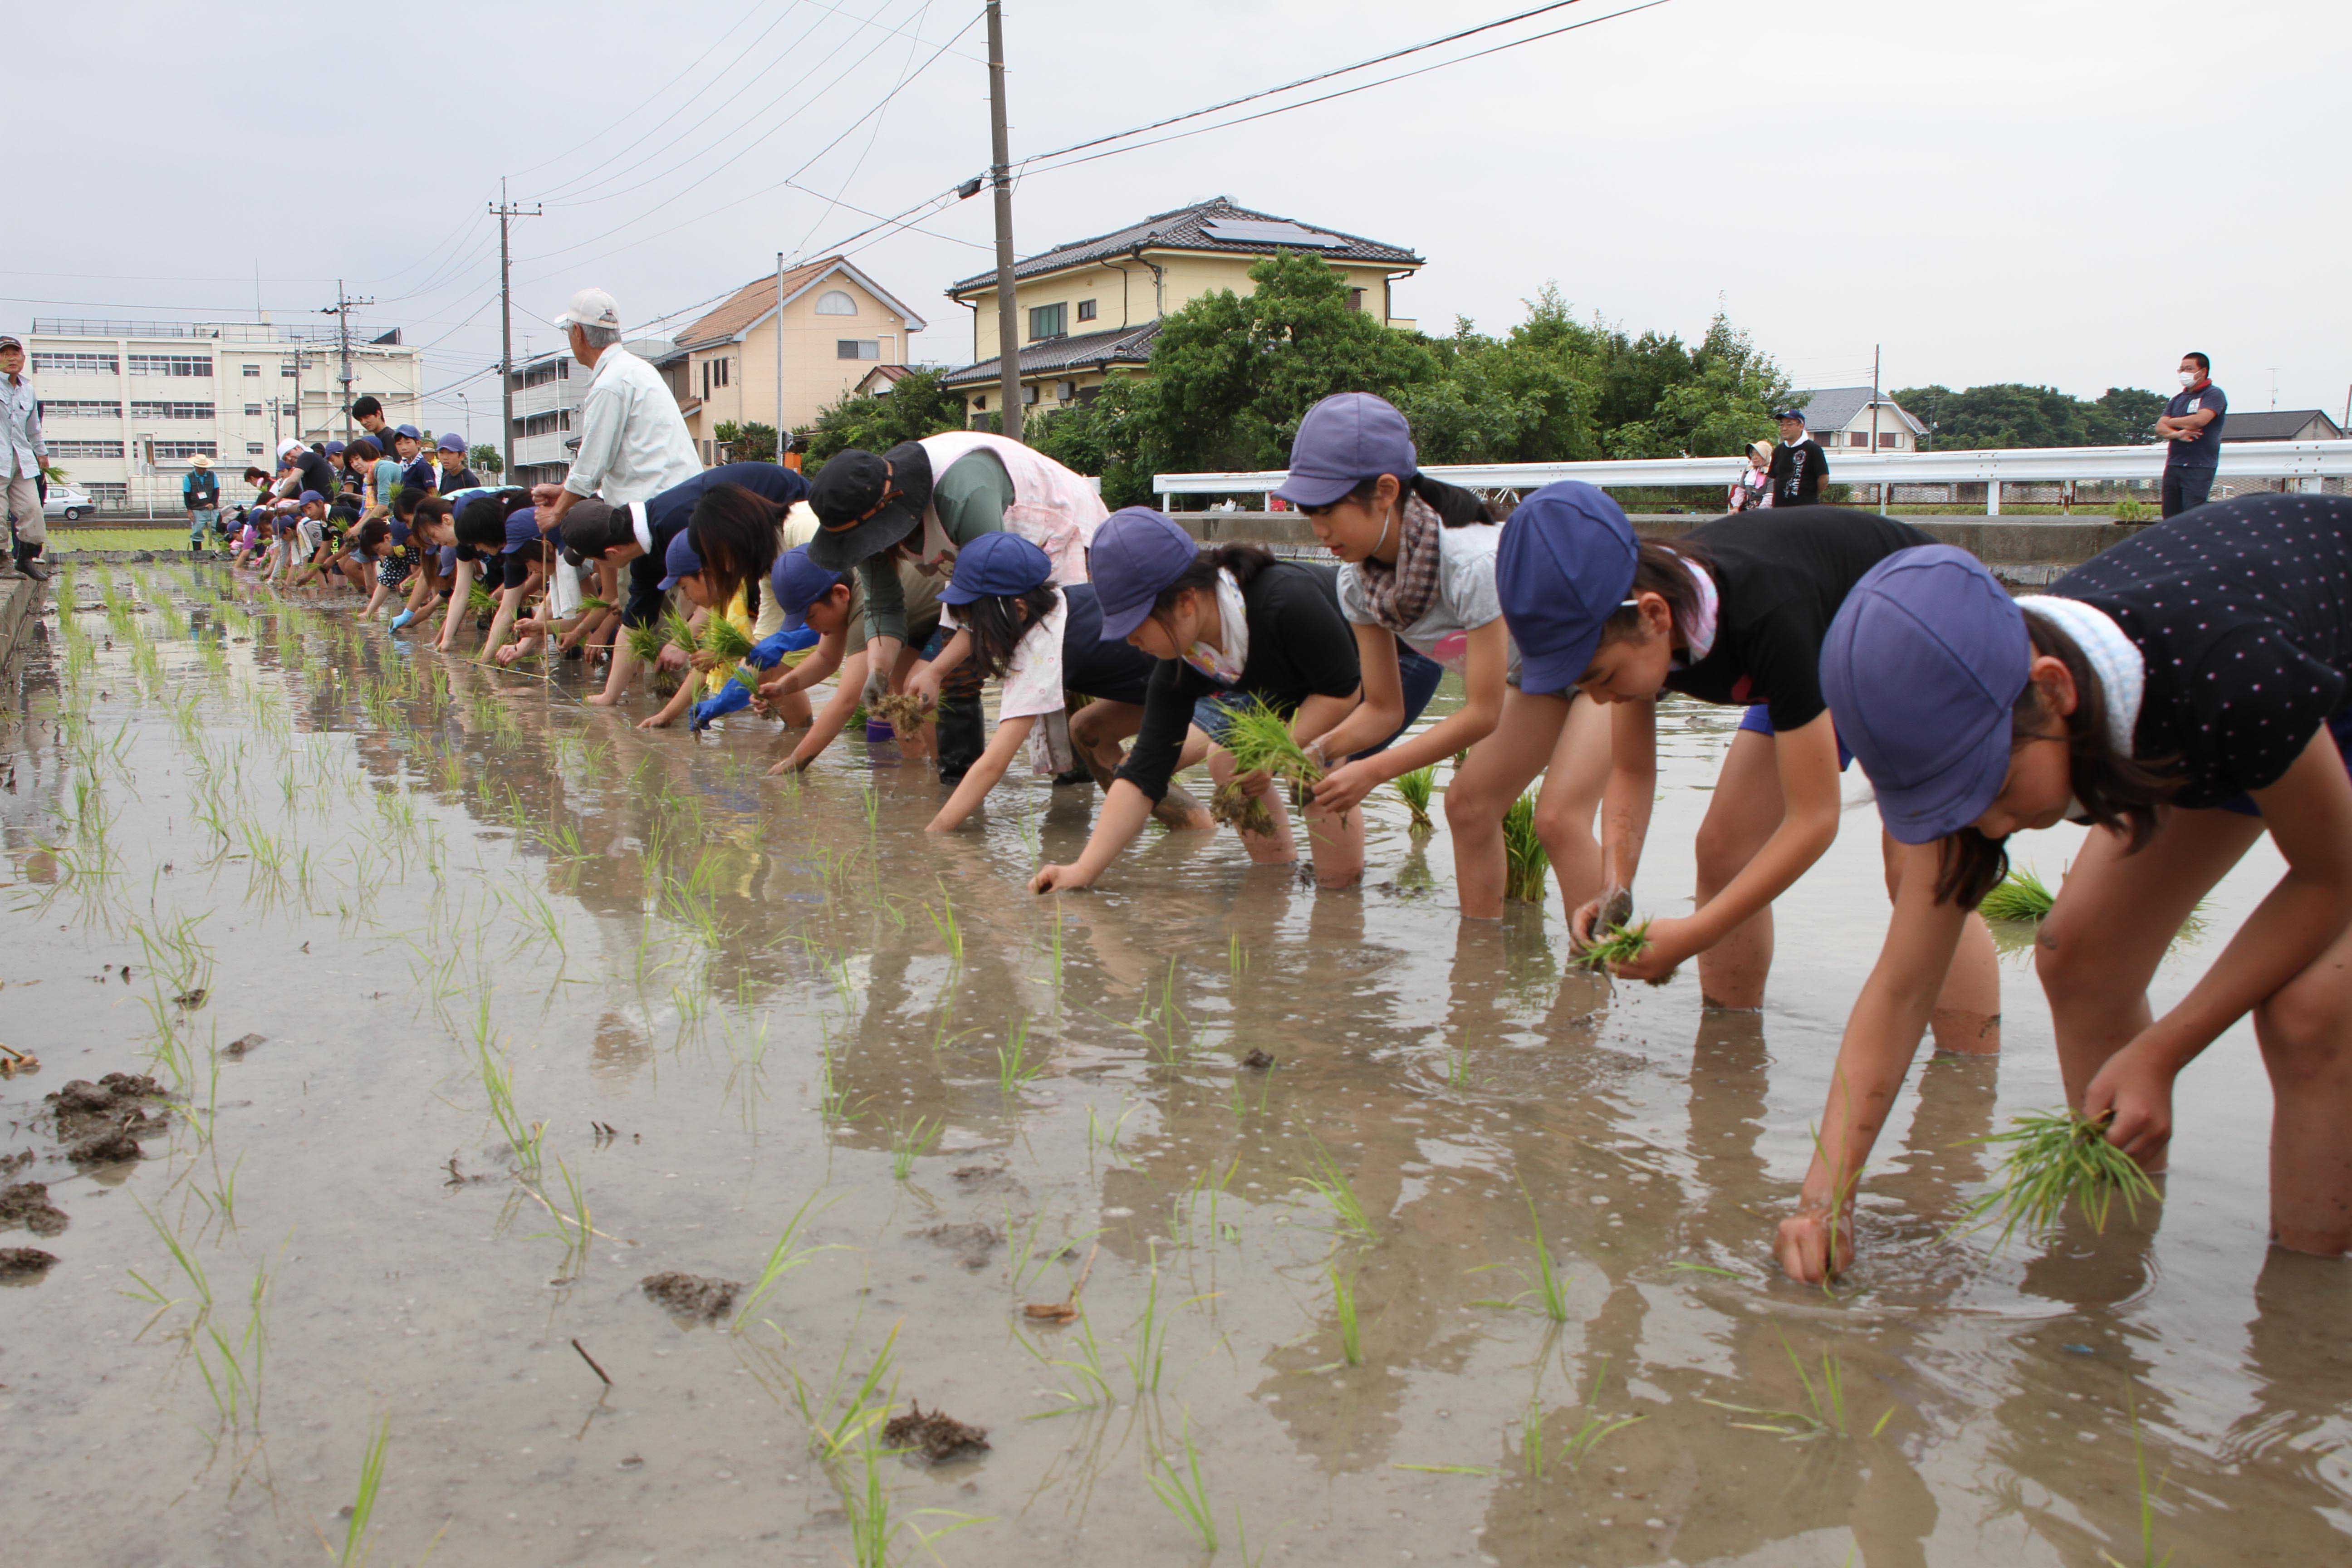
left=941, top=196, right=1422, bottom=423
left=666, top=256, right=927, bottom=463
left=1794, top=387, right=1928, bottom=454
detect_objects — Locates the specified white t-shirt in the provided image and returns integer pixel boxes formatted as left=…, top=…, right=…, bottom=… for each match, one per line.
left=1335, top=523, right=1516, bottom=675
left=942, top=586, right=1069, bottom=721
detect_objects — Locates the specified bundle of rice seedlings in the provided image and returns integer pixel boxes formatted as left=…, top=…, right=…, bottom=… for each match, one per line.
left=1574, top=921, right=1653, bottom=970
left=1978, top=866, right=2055, bottom=923
left=701, top=617, right=754, bottom=662
left=660, top=605, right=700, bottom=653
left=466, top=583, right=499, bottom=616
left=572, top=595, right=610, bottom=617
left=1503, top=792, right=1548, bottom=903
left=1394, top=764, right=1436, bottom=834
left=1210, top=779, right=1277, bottom=837
left=623, top=622, right=666, bottom=666
left=872, top=691, right=933, bottom=732
left=1219, top=698, right=1324, bottom=786
left=1956, top=1109, right=2158, bottom=1248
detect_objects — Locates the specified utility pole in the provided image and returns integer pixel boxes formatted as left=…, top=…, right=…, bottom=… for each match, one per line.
left=775, top=250, right=786, bottom=462
left=321, top=280, right=375, bottom=442
left=1870, top=343, right=1883, bottom=513
left=490, top=178, right=543, bottom=479
left=986, top=0, right=1022, bottom=442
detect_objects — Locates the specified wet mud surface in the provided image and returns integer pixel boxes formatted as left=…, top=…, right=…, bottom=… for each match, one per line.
left=0, top=563, right=2347, bottom=1565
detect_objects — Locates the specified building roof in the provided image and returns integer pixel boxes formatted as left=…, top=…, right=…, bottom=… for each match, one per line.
left=855, top=364, right=916, bottom=394
left=947, top=196, right=1421, bottom=298
left=674, top=256, right=927, bottom=351
left=1795, top=386, right=1926, bottom=437
left=2222, top=408, right=2344, bottom=442
left=941, top=322, right=1161, bottom=389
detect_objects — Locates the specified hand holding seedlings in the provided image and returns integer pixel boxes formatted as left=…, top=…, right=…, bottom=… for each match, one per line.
left=2082, top=1045, right=2177, bottom=1167
left=1569, top=886, right=1636, bottom=951
left=1774, top=1201, right=1850, bottom=1285
left=1956, top=1109, right=2161, bottom=1248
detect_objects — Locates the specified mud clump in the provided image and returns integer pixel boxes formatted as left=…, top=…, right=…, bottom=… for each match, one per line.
left=0, top=1182, right=68, bottom=1237
left=917, top=1222, right=1001, bottom=1271
left=46, top=1074, right=169, bottom=1164
left=223, top=1034, right=266, bottom=1058
left=883, top=1401, right=989, bottom=1463
left=640, top=1272, right=740, bottom=1323
left=1240, top=1049, right=1275, bottom=1071
left=0, top=1247, right=58, bottom=1279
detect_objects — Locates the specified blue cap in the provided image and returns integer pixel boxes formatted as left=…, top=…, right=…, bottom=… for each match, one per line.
left=1090, top=508, right=1200, bottom=642
left=437, top=431, right=467, bottom=453
left=389, top=516, right=411, bottom=547
left=1821, top=545, right=2030, bottom=845
left=298, top=490, right=326, bottom=505
left=657, top=527, right=702, bottom=591
left=1495, top=481, right=1638, bottom=695
left=324, top=440, right=347, bottom=456
left=941, top=531, right=1052, bottom=606
left=394, top=424, right=422, bottom=441
left=501, top=506, right=542, bottom=553
left=769, top=545, right=843, bottom=630
left=1272, top=392, right=1416, bottom=510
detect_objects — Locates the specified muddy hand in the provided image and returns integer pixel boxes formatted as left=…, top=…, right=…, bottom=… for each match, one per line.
left=1775, top=1204, right=1848, bottom=1285
left=1569, top=886, right=1632, bottom=952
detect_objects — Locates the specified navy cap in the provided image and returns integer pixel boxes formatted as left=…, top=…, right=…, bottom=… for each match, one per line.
left=298, top=490, right=326, bottom=505
left=389, top=516, right=411, bottom=547
left=769, top=545, right=843, bottom=630
left=1272, top=392, right=1416, bottom=510
left=657, top=526, right=702, bottom=591
left=324, top=440, right=348, bottom=456
left=1820, top=545, right=2030, bottom=844
left=501, top=506, right=542, bottom=553
left=1774, top=408, right=1805, bottom=422
left=394, top=424, right=422, bottom=441
left=941, top=531, right=1051, bottom=606
left=1090, top=508, right=1200, bottom=642
left=1494, top=481, right=1638, bottom=695
left=437, top=431, right=467, bottom=453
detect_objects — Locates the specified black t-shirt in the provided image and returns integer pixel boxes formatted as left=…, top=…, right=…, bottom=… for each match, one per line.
left=623, top=461, right=811, bottom=628
left=1766, top=439, right=1828, bottom=506
left=403, top=455, right=440, bottom=494
left=290, top=449, right=338, bottom=501
left=2054, top=493, right=2352, bottom=806
left=439, top=465, right=480, bottom=493
left=2163, top=382, right=2227, bottom=471
left=1115, top=561, right=1362, bottom=802
left=1061, top=582, right=1156, bottom=707
left=1670, top=507, right=1931, bottom=732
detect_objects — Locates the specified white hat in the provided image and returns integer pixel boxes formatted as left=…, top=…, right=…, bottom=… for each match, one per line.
left=552, top=287, right=621, bottom=331
left=190, top=453, right=211, bottom=468
left=277, top=438, right=305, bottom=459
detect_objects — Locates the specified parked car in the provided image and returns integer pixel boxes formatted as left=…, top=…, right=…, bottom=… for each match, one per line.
left=43, top=483, right=95, bottom=521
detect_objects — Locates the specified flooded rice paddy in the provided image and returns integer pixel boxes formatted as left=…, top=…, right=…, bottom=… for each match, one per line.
left=1, top=562, right=2345, bottom=1566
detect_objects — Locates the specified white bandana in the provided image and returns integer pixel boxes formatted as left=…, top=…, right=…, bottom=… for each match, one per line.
left=1678, top=558, right=1721, bottom=664
left=2018, top=595, right=2142, bottom=755
left=1181, top=568, right=1251, bottom=685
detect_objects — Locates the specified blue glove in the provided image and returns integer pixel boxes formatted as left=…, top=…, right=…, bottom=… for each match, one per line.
left=689, top=682, right=753, bottom=732
left=746, top=625, right=820, bottom=668
left=389, top=609, right=415, bottom=630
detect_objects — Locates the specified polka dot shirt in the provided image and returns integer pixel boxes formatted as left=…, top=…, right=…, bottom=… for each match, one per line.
left=2053, top=493, right=2352, bottom=807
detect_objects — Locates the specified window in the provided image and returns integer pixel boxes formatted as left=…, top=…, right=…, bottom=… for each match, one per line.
left=50, top=440, right=126, bottom=459
left=44, top=400, right=120, bottom=419
left=701, top=357, right=730, bottom=397
left=973, top=394, right=987, bottom=411
left=1849, top=431, right=1868, bottom=447
left=836, top=340, right=881, bottom=360
left=242, top=364, right=262, bottom=378
left=84, top=482, right=129, bottom=507
left=31, top=352, right=117, bottom=375
left=1027, top=302, right=1066, bottom=341
left=281, top=363, right=298, bottom=378
left=815, top=289, right=858, bottom=316
left=127, top=354, right=213, bottom=378
left=1347, top=288, right=1365, bottom=312
left=1076, top=299, right=1098, bottom=323
left=246, top=442, right=265, bottom=456
left=1878, top=431, right=1899, bottom=449
left=244, top=404, right=263, bottom=417
left=132, top=401, right=216, bottom=421
left=152, top=441, right=218, bottom=461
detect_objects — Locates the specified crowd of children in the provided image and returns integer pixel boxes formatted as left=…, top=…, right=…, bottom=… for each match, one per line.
left=229, top=392, right=2352, bottom=1288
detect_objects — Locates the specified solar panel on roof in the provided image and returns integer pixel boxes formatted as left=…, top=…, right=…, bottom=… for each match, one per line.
left=1200, top=218, right=1344, bottom=248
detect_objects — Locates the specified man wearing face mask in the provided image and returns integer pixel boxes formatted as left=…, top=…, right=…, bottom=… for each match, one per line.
left=2154, top=352, right=2226, bottom=518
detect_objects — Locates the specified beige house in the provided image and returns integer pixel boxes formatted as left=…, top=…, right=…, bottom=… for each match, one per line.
left=1793, top=387, right=1928, bottom=454
left=941, top=196, right=1421, bottom=423
left=667, top=256, right=926, bottom=463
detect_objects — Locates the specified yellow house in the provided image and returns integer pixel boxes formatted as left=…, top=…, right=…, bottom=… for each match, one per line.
left=942, top=196, right=1421, bottom=424
left=667, top=256, right=928, bottom=463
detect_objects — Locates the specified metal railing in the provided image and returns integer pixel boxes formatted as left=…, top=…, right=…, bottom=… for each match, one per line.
left=1156, top=440, right=2352, bottom=515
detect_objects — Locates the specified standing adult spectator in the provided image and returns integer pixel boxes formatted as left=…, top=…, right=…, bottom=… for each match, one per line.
left=531, top=288, right=701, bottom=703
left=0, top=333, right=51, bottom=580
left=2154, top=351, right=2227, bottom=518
left=1766, top=407, right=1828, bottom=508
left=181, top=454, right=221, bottom=554
left=1726, top=439, right=1774, bottom=513
left=434, top=431, right=479, bottom=493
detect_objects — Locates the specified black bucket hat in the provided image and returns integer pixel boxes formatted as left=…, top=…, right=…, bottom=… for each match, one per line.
left=805, top=441, right=933, bottom=571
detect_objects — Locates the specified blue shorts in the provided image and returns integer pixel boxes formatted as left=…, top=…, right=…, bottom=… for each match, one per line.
left=1737, top=704, right=1854, bottom=770
left=2219, top=708, right=2352, bottom=816
left=1193, top=647, right=1443, bottom=760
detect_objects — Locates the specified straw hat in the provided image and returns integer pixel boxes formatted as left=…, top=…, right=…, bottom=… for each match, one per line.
left=190, top=453, right=212, bottom=468
left=1746, top=439, right=1772, bottom=464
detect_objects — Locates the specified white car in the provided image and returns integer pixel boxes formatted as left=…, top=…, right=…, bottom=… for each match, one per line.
left=43, top=483, right=95, bottom=521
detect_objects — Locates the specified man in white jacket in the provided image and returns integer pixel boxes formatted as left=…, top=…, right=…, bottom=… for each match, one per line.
left=0, top=333, right=50, bottom=581
left=530, top=288, right=698, bottom=533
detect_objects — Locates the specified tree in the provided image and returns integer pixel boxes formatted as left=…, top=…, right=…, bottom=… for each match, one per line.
left=802, top=368, right=970, bottom=466
left=1894, top=382, right=2166, bottom=451
left=468, top=444, right=504, bottom=476
left=712, top=421, right=778, bottom=463
left=2088, top=387, right=2166, bottom=445
left=1028, top=377, right=1161, bottom=510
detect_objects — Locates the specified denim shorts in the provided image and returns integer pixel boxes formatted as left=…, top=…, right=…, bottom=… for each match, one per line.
left=1736, top=703, right=1854, bottom=770
left=1193, top=647, right=1444, bottom=760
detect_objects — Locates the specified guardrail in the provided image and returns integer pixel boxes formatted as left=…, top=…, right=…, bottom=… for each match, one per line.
left=1156, top=440, right=2352, bottom=514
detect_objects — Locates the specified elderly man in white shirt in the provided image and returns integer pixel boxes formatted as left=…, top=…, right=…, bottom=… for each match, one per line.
left=0, top=333, right=52, bottom=581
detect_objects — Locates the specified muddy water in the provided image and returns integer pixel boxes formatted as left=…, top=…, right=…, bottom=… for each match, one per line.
left=1, top=563, right=2345, bottom=1568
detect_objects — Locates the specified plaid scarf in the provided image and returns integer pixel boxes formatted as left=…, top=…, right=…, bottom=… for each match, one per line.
left=1356, top=491, right=1444, bottom=631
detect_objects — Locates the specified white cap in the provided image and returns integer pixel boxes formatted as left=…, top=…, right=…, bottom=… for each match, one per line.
left=552, top=287, right=621, bottom=331
left=277, top=438, right=305, bottom=459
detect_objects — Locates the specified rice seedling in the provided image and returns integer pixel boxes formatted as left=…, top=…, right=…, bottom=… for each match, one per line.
left=336, top=1413, right=392, bottom=1567
left=788, top=1319, right=902, bottom=1460
left=661, top=604, right=700, bottom=653
left=466, top=582, right=499, bottom=617
left=2101, top=1391, right=2175, bottom=1568
left=1127, top=956, right=1190, bottom=1063
left=1541, top=1357, right=1647, bottom=1475
left=1209, top=778, right=1277, bottom=836
left=623, top=622, right=666, bottom=666
left=1086, top=1101, right=1136, bottom=1163
left=996, top=1020, right=1044, bottom=1096
left=1955, top=1109, right=2159, bottom=1249
left=1227, top=929, right=1248, bottom=975
left=838, top=1418, right=986, bottom=1568
left=1702, top=1332, right=1892, bottom=1441
left=477, top=1044, right=545, bottom=1181
left=1473, top=1186, right=1573, bottom=1321
left=1218, top=697, right=1323, bottom=787
left=1295, top=1139, right=1377, bottom=1242
left=1329, top=1266, right=1363, bottom=1367
left=733, top=1188, right=841, bottom=1332
left=1394, top=763, right=1437, bottom=833
left=1574, top=920, right=1654, bottom=971
left=1145, top=1425, right=1224, bottom=1553
left=1122, top=1253, right=1176, bottom=1396
left=1503, top=792, right=1549, bottom=903
left=701, top=615, right=754, bottom=662
left=925, top=884, right=964, bottom=964
left=870, top=691, right=933, bottom=734
left=889, top=1116, right=940, bottom=1180
left=1979, top=865, right=2056, bottom=922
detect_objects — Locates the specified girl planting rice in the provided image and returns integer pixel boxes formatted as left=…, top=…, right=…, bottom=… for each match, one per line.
left=1496, top=481, right=2001, bottom=1031
left=1781, top=495, right=2352, bottom=1282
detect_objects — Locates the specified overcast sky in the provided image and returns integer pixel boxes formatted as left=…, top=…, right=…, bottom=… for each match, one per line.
left=14, top=0, right=2346, bottom=435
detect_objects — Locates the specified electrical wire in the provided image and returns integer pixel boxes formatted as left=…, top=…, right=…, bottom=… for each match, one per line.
left=510, top=0, right=777, bottom=181
left=786, top=0, right=937, bottom=255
